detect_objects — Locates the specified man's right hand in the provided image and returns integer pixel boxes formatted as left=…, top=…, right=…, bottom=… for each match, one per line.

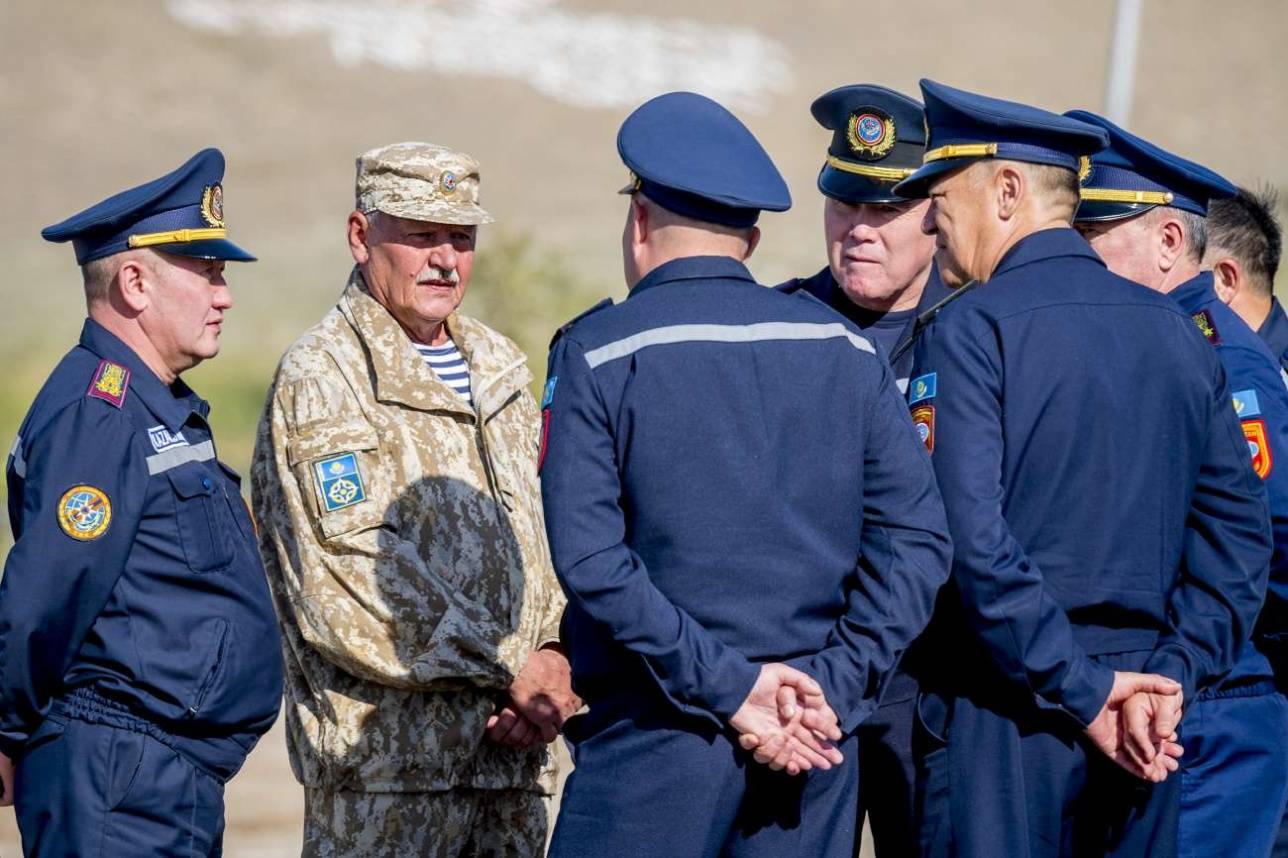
left=507, top=647, right=581, bottom=742
left=1084, top=671, right=1184, bottom=782
left=0, top=751, right=13, bottom=807
left=729, top=664, right=844, bottom=775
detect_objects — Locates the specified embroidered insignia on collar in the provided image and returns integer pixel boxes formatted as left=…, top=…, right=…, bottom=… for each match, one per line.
left=201, top=184, right=225, bottom=228
left=1192, top=310, right=1221, bottom=345
left=846, top=107, right=897, bottom=161
left=58, top=485, right=111, bottom=540
left=147, top=425, right=189, bottom=453
left=1244, top=418, right=1272, bottom=479
left=314, top=452, right=367, bottom=512
left=911, top=404, right=935, bottom=454
left=908, top=372, right=937, bottom=404
left=1232, top=389, right=1262, bottom=420
left=87, top=359, right=130, bottom=408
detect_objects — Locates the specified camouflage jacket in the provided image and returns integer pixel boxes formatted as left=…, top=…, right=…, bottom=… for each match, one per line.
left=250, top=269, right=564, bottom=793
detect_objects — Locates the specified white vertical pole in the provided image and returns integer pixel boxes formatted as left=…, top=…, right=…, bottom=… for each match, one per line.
left=1104, top=0, right=1145, bottom=126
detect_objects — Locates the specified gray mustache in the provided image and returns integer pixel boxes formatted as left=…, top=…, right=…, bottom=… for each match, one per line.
left=418, top=266, right=459, bottom=285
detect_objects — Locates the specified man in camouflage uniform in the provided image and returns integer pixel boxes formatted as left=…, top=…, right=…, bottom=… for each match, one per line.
left=251, top=142, right=574, bottom=857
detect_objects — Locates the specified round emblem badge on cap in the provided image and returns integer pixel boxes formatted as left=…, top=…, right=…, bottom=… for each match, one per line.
left=201, top=184, right=225, bottom=227
left=847, top=108, right=896, bottom=160
left=440, top=171, right=458, bottom=194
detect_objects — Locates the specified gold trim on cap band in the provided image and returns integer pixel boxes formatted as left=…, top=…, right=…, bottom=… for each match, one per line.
left=127, top=228, right=228, bottom=248
left=1079, top=187, right=1175, bottom=205
left=825, top=156, right=915, bottom=181
left=923, top=143, right=999, bottom=163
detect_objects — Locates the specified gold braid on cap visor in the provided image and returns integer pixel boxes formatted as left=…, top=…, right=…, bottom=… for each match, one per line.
left=128, top=228, right=227, bottom=248
left=825, top=156, right=916, bottom=182
left=1078, top=187, right=1176, bottom=205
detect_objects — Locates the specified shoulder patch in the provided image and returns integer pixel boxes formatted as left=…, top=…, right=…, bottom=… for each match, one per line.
left=1244, top=418, right=1273, bottom=479
left=57, top=485, right=112, bottom=540
left=909, top=372, right=938, bottom=404
left=1232, top=389, right=1262, bottom=420
left=1192, top=310, right=1221, bottom=345
left=541, top=376, right=558, bottom=408
left=313, top=452, right=367, bottom=512
left=549, top=298, right=613, bottom=348
left=87, top=359, right=130, bottom=408
left=911, top=404, right=935, bottom=453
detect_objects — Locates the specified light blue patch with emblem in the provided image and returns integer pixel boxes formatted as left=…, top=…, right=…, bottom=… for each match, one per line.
left=908, top=372, right=937, bottom=404
left=1233, top=389, right=1262, bottom=419
left=314, top=452, right=367, bottom=513
left=542, top=376, right=558, bottom=408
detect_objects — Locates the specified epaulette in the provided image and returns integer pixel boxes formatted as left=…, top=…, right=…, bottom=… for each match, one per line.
left=550, top=298, right=614, bottom=348
left=1192, top=309, right=1222, bottom=346
left=86, top=358, right=130, bottom=408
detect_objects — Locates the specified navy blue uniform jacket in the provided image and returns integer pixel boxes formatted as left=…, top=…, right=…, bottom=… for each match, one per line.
left=912, top=229, right=1270, bottom=723
left=0, top=320, right=282, bottom=767
left=540, top=255, right=953, bottom=734
left=775, top=265, right=953, bottom=387
left=1258, top=296, right=1288, bottom=376
left=1173, top=273, right=1288, bottom=680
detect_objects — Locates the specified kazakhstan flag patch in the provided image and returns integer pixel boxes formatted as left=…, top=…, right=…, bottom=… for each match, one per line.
left=314, top=452, right=367, bottom=512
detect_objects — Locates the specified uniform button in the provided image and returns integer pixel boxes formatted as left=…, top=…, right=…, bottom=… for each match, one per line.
left=202, top=477, right=212, bottom=490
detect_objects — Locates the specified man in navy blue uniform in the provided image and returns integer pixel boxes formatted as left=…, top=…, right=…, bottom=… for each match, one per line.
left=776, top=84, right=954, bottom=393
left=1069, top=112, right=1288, bottom=858
left=777, top=83, right=959, bottom=857
left=0, top=149, right=283, bottom=856
left=539, top=91, right=953, bottom=857
left=895, top=80, right=1271, bottom=857
left=1203, top=186, right=1288, bottom=374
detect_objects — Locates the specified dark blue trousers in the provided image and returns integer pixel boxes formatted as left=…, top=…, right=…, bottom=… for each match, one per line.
left=549, top=697, right=860, bottom=858
left=855, top=694, right=917, bottom=858
left=15, top=710, right=226, bottom=857
left=917, top=652, right=1179, bottom=858
left=1179, top=683, right=1288, bottom=858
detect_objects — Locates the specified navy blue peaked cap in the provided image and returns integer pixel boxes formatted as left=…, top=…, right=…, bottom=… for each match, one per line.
left=810, top=84, right=926, bottom=204
left=1065, top=109, right=1236, bottom=222
left=893, top=80, right=1109, bottom=198
left=42, top=148, right=255, bottom=265
left=618, top=92, right=791, bottom=228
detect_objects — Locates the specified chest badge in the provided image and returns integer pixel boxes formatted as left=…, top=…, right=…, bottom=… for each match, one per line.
left=911, top=404, right=935, bottom=454
left=1232, top=389, right=1262, bottom=419
left=1243, top=419, right=1273, bottom=479
left=314, top=452, right=367, bottom=512
left=909, top=372, right=937, bottom=404
left=57, top=485, right=112, bottom=540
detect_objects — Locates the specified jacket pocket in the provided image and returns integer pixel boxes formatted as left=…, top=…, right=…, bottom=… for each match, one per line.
left=287, top=421, right=385, bottom=540
left=168, top=467, right=236, bottom=572
left=187, top=617, right=230, bottom=718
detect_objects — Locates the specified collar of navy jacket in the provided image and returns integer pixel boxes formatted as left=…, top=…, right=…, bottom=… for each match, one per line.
left=628, top=255, right=758, bottom=299
left=988, top=226, right=1105, bottom=281
left=80, top=318, right=208, bottom=434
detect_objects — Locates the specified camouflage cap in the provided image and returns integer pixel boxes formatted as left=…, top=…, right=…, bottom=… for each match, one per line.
left=355, top=142, right=495, bottom=226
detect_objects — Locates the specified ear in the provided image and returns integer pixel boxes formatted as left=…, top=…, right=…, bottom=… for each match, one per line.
left=1210, top=255, right=1242, bottom=305
left=742, top=226, right=762, bottom=261
left=631, top=197, right=649, bottom=246
left=114, top=256, right=150, bottom=314
left=1156, top=216, right=1186, bottom=273
left=995, top=165, right=1024, bottom=220
left=347, top=210, right=372, bottom=265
